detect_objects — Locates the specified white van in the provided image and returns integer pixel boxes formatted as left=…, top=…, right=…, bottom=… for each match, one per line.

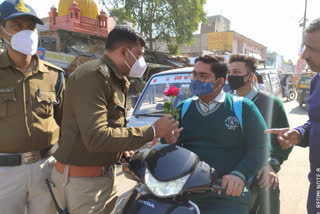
left=127, top=67, right=232, bottom=146
left=127, top=67, right=193, bottom=129
left=255, top=68, right=282, bottom=98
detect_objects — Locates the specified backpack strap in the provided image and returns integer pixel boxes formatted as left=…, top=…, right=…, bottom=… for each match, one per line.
left=232, top=96, right=243, bottom=130
left=181, top=97, right=194, bottom=119
left=54, top=71, right=64, bottom=105
left=233, top=96, right=256, bottom=184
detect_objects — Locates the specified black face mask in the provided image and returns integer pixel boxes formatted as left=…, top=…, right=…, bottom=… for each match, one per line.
left=228, top=74, right=250, bottom=90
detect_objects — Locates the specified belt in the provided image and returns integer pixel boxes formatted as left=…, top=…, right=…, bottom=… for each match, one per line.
left=55, top=162, right=110, bottom=177
left=0, top=146, right=54, bottom=167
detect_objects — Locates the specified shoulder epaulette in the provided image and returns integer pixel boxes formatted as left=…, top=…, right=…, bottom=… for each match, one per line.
left=97, top=64, right=110, bottom=78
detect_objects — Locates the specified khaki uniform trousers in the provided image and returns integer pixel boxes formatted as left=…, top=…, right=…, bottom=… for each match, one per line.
left=51, top=165, right=118, bottom=214
left=0, top=156, right=56, bottom=214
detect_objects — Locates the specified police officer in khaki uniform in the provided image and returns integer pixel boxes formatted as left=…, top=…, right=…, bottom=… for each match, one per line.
left=51, top=25, right=181, bottom=214
left=0, top=1, right=65, bottom=213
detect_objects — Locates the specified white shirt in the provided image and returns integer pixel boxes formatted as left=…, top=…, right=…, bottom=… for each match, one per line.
left=235, top=86, right=258, bottom=101
left=196, top=90, right=226, bottom=113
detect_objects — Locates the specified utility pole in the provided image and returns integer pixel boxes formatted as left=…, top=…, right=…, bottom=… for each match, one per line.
left=301, top=0, right=308, bottom=43
left=294, top=0, right=308, bottom=74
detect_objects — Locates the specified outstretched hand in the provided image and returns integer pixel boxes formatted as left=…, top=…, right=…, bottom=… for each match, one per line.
left=264, top=128, right=300, bottom=149
left=153, top=115, right=179, bottom=139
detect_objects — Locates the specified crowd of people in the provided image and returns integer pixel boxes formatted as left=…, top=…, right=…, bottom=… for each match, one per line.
left=0, top=0, right=319, bottom=213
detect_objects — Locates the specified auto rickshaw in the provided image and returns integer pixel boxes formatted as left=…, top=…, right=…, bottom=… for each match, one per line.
left=296, top=71, right=315, bottom=107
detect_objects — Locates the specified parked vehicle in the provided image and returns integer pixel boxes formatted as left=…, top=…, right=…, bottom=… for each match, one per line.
left=296, top=72, right=315, bottom=107
left=127, top=67, right=234, bottom=133
left=128, top=67, right=193, bottom=136
left=115, top=144, right=222, bottom=214
left=255, top=68, right=282, bottom=98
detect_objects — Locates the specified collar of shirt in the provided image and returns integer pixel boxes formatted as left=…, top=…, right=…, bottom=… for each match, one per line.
left=196, top=90, right=226, bottom=113
left=235, top=86, right=258, bottom=101
left=100, top=55, right=124, bottom=80
left=34, top=55, right=51, bottom=74
left=0, top=51, right=48, bottom=74
left=244, top=86, right=258, bottom=100
left=100, top=54, right=130, bottom=88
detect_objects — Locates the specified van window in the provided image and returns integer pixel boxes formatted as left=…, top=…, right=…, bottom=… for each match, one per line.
left=269, top=73, right=282, bottom=96
left=262, top=74, right=272, bottom=93
left=134, top=71, right=233, bottom=116
left=300, top=75, right=312, bottom=85
left=135, top=73, right=192, bottom=116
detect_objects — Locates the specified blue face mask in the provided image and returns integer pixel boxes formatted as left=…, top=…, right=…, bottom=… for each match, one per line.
left=190, top=80, right=214, bottom=96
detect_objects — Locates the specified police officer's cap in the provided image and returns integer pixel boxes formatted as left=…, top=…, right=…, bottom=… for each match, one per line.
left=0, top=0, right=44, bottom=25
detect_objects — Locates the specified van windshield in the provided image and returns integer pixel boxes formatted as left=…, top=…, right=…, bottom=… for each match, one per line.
left=134, top=73, right=192, bottom=116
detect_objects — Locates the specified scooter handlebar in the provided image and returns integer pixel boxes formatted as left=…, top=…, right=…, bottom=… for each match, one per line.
left=211, top=179, right=225, bottom=191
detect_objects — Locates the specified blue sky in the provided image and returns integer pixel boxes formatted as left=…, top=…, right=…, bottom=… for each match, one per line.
left=2, top=0, right=319, bottom=62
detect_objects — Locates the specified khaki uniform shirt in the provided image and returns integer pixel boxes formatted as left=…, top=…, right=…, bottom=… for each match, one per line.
left=53, top=55, right=154, bottom=166
left=0, top=51, right=65, bottom=153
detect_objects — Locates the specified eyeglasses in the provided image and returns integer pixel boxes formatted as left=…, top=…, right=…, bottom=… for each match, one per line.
left=189, top=72, right=213, bottom=82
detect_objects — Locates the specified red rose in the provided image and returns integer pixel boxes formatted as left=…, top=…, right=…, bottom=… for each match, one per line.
left=164, top=86, right=180, bottom=97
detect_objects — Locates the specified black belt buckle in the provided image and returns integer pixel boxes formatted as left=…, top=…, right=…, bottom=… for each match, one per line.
left=21, top=152, right=41, bottom=164
left=0, top=145, right=57, bottom=167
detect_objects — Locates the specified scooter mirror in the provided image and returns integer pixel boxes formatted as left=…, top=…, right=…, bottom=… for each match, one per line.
left=127, top=148, right=151, bottom=181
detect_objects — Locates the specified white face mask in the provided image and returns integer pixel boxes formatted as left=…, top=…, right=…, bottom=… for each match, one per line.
left=123, top=48, right=147, bottom=78
left=1, top=26, right=39, bottom=56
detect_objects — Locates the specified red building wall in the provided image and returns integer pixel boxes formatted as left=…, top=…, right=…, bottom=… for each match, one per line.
left=49, top=3, right=111, bottom=38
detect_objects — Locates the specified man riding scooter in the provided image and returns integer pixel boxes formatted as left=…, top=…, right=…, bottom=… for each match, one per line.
left=163, top=55, right=269, bottom=214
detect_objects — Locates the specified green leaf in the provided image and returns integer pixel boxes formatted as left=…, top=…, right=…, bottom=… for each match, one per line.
left=163, top=101, right=171, bottom=114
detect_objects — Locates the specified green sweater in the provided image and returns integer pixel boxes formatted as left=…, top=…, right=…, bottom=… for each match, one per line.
left=173, top=93, right=270, bottom=204
left=252, top=91, right=292, bottom=165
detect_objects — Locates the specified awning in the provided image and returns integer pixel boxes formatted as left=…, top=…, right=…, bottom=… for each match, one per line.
left=167, top=59, right=185, bottom=68
left=146, top=62, right=172, bottom=69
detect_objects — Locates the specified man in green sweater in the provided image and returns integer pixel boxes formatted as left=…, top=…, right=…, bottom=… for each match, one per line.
left=164, top=55, right=269, bottom=213
left=228, top=54, right=292, bottom=214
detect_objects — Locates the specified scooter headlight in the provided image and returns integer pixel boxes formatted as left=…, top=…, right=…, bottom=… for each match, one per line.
left=144, top=167, right=190, bottom=198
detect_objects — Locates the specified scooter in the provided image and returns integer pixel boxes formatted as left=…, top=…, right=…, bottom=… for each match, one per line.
left=114, top=144, right=223, bottom=214
left=282, top=83, right=296, bottom=102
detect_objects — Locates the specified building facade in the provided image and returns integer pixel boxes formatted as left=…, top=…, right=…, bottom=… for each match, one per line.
left=49, top=0, right=114, bottom=38
left=182, top=15, right=267, bottom=59
left=156, top=15, right=267, bottom=60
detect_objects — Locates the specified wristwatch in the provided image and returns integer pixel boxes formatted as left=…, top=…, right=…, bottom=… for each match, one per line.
left=269, top=158, right=281, bottom=173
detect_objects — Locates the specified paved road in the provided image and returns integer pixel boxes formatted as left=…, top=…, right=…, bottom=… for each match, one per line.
left=279, top=101, right=309, bottom=214
left=115, top=100, right=310, bottom=214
